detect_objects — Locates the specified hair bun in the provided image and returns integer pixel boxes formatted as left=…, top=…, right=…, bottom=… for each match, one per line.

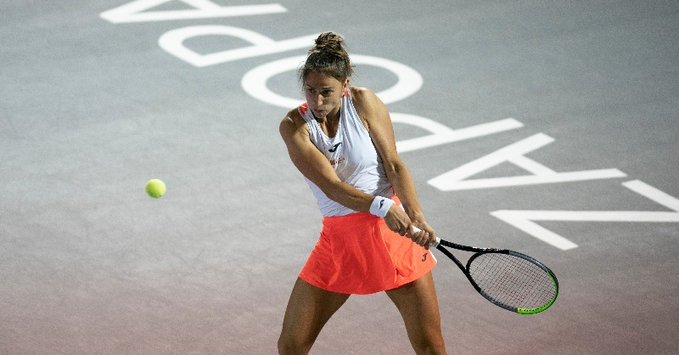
left=312, top=32, right=345, bottom=53
left=299, top=31, right=353, bottom=83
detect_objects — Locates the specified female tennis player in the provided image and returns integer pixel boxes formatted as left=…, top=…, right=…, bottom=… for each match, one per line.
left=278, top=32, right=447, bottom=354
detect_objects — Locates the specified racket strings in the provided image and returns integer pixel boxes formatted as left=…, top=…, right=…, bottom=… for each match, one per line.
left=468, top=253, right=556, bottom=311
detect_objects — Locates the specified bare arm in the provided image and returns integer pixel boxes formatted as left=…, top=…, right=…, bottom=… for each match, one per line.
left=279, top=109, right=376, bottom=213
left=352, top=87, right=436, bottom=247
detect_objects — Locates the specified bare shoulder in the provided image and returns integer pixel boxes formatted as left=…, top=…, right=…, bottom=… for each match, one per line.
left=349, top=86, right=388, bottom=130
left=279, top=108, right=306, bottom=139
left=349, top=86, right=380, bottom=110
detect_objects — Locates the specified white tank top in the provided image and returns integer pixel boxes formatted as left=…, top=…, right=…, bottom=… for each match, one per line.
left=300, top=92, right=393, bottom=217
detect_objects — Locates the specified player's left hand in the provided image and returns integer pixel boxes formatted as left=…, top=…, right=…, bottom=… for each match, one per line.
left=408, top=222, right=437, bottom=249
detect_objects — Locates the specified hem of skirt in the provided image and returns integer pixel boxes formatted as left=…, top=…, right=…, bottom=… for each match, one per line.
left=386, top=260, right=437, bottom=292
left=299, top=260, right=437, bottom=295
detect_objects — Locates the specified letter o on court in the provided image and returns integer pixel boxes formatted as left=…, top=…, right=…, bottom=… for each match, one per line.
left=241, top=55, right=423, bottom=108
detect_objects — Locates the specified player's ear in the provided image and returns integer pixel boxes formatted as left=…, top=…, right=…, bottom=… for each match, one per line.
left=343, top=78, right=350, bottom=94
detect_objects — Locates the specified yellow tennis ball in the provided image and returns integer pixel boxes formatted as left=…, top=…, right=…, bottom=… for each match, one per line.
left=146, top=179, right=166, bottom=199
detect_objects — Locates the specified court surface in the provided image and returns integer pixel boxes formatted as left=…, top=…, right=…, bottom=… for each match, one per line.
left=2, top=1, right=678, bottom=354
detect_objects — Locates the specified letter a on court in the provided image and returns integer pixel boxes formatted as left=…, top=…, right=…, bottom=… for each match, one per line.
left=428, top=133, right=626, bottom=191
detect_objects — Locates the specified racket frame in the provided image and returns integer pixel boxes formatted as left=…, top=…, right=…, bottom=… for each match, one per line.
left=434, top=238, right=559, bottom=315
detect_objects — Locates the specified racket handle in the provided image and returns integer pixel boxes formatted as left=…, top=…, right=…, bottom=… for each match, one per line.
left=409, top=226, right=441, bottom=247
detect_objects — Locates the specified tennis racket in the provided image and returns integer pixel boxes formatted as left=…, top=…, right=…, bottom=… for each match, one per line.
left=414, top=227, right=559, bottom=315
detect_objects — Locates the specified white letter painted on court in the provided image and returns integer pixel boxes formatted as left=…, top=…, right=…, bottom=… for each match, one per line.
left=100, top=0, right=286, bottom=23
left=428, top=133, right=626, bottom=191
left=159, top=26, right=316, bottom=67
left=241, top=55, right=423, bottom=107
left=491, top=180, right=679, bottom=250
left=391, top=114, right=524, bottom=153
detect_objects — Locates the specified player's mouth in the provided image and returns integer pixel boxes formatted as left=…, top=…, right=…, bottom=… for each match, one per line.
left=313, top=109, right=327, bottom=118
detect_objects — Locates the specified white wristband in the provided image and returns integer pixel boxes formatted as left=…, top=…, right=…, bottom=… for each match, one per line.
left=369, top=196, right=395, bottom=218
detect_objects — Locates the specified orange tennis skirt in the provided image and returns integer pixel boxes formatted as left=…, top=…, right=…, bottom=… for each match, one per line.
left=299, top=207, right=437, bottom=295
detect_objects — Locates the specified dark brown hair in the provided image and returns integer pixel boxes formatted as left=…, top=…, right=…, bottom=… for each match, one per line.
left=299, top=32, right=353, bottom=84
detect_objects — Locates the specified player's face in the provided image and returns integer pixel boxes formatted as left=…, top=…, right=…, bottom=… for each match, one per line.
left=304, top=71, right=347, bottom=121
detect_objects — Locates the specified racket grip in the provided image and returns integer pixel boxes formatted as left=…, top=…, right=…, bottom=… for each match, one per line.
left=409, top=226, right=441, bottom=247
